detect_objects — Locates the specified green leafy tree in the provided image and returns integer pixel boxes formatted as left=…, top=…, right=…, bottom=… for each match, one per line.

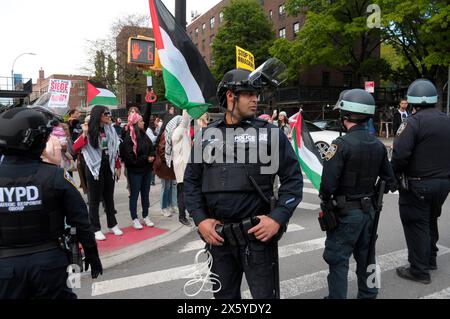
left=378, top=0, right=449, bottom=108
left=106, top=54, right=116, bottom=92
left=276, top=0, right=388, bottom=86
left=93, top=50, right=106, bottom=83
left=211, top=0, right=275, bottom=81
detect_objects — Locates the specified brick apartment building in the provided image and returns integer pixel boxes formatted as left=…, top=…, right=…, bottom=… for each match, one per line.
left=30, top=69, right=89, bottom=110
left=186, top=0, right=380, bottom=89
left=116, top=26, right=155, bottom=108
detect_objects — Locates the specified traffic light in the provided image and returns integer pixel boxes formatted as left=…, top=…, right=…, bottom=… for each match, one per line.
left=128, top=37, right=156, bottom=66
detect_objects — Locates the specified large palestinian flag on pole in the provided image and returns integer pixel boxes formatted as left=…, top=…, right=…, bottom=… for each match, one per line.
left=290, top=111, right=323, bottom=190
left=148, top=0, right=216, bottom=118
left=86, top=81, right=118, bottom=107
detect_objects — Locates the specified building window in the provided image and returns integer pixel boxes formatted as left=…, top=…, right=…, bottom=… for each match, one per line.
left=210, top=16, right=215, bottom=29
left=219, top=11, right=224, bottom=23
left=202, top=39, right=206, bottom=50
left=195, top=28, right=199, bottom=37
left=279, top=28, right=286, bottom=38
left=202, top=23, right=206, bottom=33
left=322, top=72, right=330, bottom=87
left=279, top=4, right=285, bottom=16
left=269, top=10, right=273, bottom=19
left=343, top=72, right=353, bottom=87
left=210, top=34, right=215, bottom=46
left=293, top=22, right=300, bottom=35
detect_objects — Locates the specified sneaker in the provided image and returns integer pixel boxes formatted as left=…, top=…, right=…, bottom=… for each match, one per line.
left=132, top=219, right=143, bottom=230
left=171, top=206, right=179, bottom=215
left=161, top=208, right=172, bottom=217
left=95, top=231, right=106, bottom=241
left=143, top=217, right=155, bottom=227
left=110, top=225, right=123, bottom=236
left=396, top=266, right=431, bottom=284
left=179, top=218, right=191, bottom=227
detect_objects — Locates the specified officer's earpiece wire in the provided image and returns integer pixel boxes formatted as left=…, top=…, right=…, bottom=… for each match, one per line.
left=183, top=248, right=222, bottom=297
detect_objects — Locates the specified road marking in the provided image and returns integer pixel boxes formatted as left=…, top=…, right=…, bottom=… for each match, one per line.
left=241, top=245, right=450, bottom=299
left=421, top=287, right=450, bottom=299
left=179, top=223, right=306, bottom=253
left=303, top=187, right=319, bottom=195
left=297, top=202, right=320, bottom=210
left=93, top=235, right=324, bottom=296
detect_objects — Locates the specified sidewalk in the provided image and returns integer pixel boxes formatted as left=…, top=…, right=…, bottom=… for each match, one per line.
left=72, top=173, right=195, bottom=270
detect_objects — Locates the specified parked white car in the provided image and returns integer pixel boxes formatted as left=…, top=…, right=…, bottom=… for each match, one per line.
left=305, top=121, right=343, bottom=159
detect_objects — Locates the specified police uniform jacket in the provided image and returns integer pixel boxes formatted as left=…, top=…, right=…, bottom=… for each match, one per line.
left=184, top=117, right=303, bottom=227
left=0, top=156, right=96, bottom=258
left=320, top=125, right=396, bottom=201
left=391, top=108, right=450, bottom=178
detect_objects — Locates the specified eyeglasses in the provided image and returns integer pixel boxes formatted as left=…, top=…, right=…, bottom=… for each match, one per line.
left=103, top=112, right=111, bottom=117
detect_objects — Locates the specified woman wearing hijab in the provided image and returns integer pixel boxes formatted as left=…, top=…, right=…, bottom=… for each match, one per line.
left=120, top=113, right=156, bottom=229
left=73, top=105, right=122, bottom=241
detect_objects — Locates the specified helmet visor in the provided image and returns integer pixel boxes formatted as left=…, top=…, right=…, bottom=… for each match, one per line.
left=248, top=58, right=288, bottom=88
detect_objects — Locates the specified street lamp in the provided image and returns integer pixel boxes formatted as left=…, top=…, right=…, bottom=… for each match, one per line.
left=11, top=52, right=36, bottom=89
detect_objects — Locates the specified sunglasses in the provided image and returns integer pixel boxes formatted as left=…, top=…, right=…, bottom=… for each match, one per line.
left=103, top=112, right=111, bottom=117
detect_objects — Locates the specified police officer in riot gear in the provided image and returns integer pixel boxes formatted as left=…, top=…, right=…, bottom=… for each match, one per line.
left=320, top=89, right=396, bottom=299
left=391, top=79, right=450, bottom=284
left=0, top=107, right=102, bottom=299
left=184, top=68, right=303, bottom=299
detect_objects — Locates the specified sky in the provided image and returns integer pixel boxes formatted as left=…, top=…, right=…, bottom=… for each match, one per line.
left=0, top=0, right=221, bottom=84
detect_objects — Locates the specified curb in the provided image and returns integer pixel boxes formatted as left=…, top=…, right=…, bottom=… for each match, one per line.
left=100, top=224, right=194, bottom=270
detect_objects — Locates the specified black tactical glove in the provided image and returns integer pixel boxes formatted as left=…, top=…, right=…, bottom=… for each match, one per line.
left=83, top=246, right=103, bottom=279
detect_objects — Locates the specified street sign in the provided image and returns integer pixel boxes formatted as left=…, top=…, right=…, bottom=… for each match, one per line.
left=128, top=37, right=156, bottom=66
left=365, top=81, right=375, bottom=93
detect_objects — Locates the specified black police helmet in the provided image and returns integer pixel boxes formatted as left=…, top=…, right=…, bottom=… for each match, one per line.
left=336, top=89, right=376, bottom=123
left=0, top=107, right=52, bottom=159
left=407, top=79, right=438, bottom=107
left=217, top=69, right=259, bottom=108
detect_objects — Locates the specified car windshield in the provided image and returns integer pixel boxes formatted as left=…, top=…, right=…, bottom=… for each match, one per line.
left=305, top=121, right=323, bottom=132
left=312, top=121, right=328, bottom=129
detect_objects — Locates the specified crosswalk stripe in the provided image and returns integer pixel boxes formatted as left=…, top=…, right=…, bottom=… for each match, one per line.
left=303, top=187, right=319, bottom=195
left=241, top=245, right=450, bottom=299
left=179, top=223, right=306, bottom=253
left=92, top=235, right=324, bottom=296
left=421, top=287, right=450, bottom=299
left=298, top=202, right=320, bottom=210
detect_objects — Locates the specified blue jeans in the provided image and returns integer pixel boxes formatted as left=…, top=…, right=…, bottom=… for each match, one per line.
left=128, top=170, right=152, bottom=220
left=160, top=179, right=177, bottom=209
left=323, top=208, right=378, bottom=299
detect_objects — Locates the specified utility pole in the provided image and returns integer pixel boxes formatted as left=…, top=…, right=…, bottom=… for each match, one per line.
left=175, top=0, right=187, bottom=31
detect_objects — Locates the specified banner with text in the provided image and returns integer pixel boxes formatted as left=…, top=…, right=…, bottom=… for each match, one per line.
left=47, top=79, right=71, bottom=112
left=236, top=46, right=255, bottom=72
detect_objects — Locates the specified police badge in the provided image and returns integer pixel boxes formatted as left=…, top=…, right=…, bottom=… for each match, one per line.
left=324, top=144, right=338, bottom=161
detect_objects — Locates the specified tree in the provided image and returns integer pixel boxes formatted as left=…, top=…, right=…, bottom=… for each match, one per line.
left=92, top=50, right=106, bottom=84
left=276, top=0, right=388, bottom=86
left=106, top=54, right=116, bottom=92
left=211, top=0, right=275, bottom=81
left=378, top=0, right=450, bottom=108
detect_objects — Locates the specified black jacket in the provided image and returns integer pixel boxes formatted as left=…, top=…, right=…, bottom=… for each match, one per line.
left=392, top=109, right=410, bottom=135
left=184, top=117, right=303, bottom=227
left=392, top=107, right=450, bottom=178
left=120, top=130, right=155, bottom=174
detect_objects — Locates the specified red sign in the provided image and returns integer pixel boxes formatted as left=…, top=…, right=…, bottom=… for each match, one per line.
left=365, top=81, right=375, bottom=93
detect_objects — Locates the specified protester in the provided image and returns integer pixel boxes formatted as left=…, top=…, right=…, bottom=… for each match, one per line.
left=278, top=111, right=291, bottom=138
left=120, top=113, right=156, bottom=229
left=73, top=105, right=123, bottom=241
left=392, top=98, right=410, bottom=135
left=41, top=121, right=62, bottom=166
left=153, top=114, right=177, bottom=217
left=113, top=118, right=123, bottom=137
left=170, top=110, right=192, bottom=226
left=67, top=109, right=83, bottom=142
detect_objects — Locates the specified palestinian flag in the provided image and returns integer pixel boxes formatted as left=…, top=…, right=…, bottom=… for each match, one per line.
left=86, top=81, right=118, bottom=106
left=148, top=0, right=215, bottom=118
left=290, top=111, right=323, bottom=190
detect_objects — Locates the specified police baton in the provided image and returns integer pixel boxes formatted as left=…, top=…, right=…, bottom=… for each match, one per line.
left=367, top=180, right=386, bottom=266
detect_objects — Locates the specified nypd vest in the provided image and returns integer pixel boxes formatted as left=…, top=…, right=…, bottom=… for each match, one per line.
left=0, top=163, right=65, bottom=248
left=201, top=120, right=275, bottom=194
left=335, top=132, right=384, bottom=198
